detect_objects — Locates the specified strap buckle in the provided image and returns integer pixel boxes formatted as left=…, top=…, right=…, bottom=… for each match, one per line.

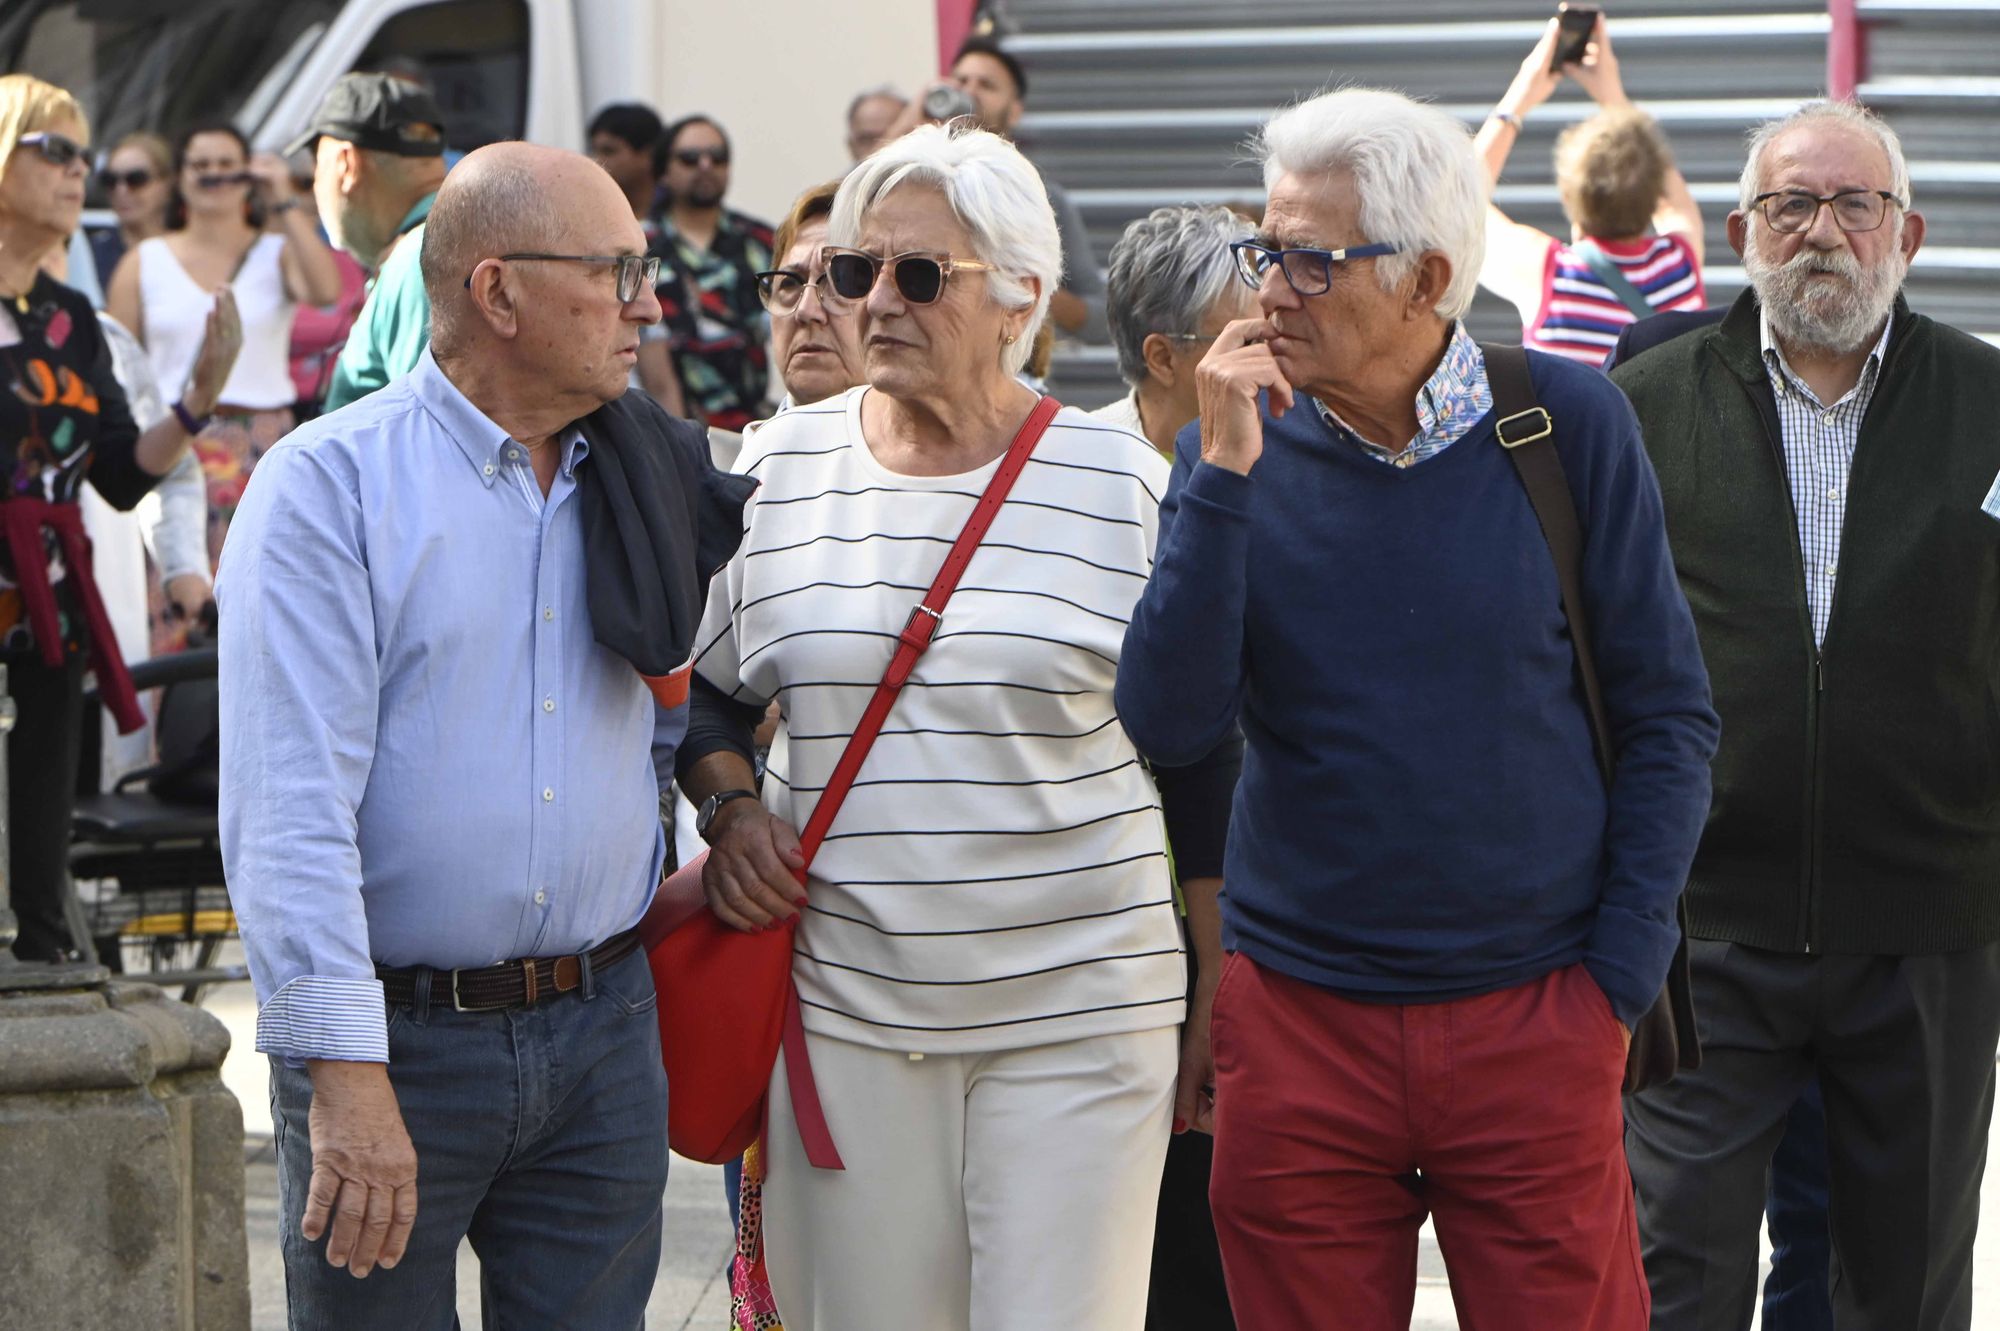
left=1496, top=407, right=1553, bottom=449
left=449, top=968, right=505, bottom=1013
left=900, top=603, right=943, bottom=649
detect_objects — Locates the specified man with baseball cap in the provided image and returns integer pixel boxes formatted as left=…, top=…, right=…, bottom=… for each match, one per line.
left=286, top=71, right=449, bottom=409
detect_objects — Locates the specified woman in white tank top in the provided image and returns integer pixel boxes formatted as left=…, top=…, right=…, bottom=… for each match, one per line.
left=106, top=122, right=342, bottom=566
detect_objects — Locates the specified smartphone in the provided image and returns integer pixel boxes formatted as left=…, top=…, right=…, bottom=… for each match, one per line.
left=1552, top=4, right=1601, bottom=71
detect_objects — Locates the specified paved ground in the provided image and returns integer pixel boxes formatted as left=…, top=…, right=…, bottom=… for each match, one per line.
left=208, top=971, right=1998, bottom=1330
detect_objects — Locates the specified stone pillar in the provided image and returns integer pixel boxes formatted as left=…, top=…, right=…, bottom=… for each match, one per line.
left=0, top=978, right=249, bottom=1331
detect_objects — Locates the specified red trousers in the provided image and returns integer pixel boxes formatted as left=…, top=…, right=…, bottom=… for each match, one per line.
left=1208, top=954, right=1647, bottom=1331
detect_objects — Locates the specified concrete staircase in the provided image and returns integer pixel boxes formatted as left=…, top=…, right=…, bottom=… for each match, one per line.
left=1000, top=1, right=2000, bottom=408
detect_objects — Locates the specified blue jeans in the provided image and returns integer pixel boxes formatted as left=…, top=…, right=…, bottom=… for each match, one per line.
left=1762, top=1078, right=1833, bottom=1331
left=270, top=947, right=670, bottom=1330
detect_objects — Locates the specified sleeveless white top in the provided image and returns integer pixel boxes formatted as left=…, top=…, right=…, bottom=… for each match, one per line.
left=137, top=233, right=296, bottom=410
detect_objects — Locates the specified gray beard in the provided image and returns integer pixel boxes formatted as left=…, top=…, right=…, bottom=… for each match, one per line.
left=1744, top=237, right=1905, bottom=354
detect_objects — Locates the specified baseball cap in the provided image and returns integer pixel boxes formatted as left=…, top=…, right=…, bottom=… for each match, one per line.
left=284, top=72, right=447, bottom=158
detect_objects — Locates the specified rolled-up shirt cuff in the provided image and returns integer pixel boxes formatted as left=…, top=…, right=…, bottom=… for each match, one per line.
left=254, top=975, right=390, bottom=1064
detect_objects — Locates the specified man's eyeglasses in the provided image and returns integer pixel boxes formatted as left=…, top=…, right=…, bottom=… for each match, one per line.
left=98, top=167, right=156, bottom=191
left=464, top=253, right=661, bottom=303
left=673, top=147, right=729, bottom=168
left=1229, top=239, right=1401, bottom=296
left=17, top=132, right=87, bottom=169
left=821, top=247, right=996, bottom=305
left=1752, top=189, right=1905, bottom=235
left=754, top=267, right=843, bottom=316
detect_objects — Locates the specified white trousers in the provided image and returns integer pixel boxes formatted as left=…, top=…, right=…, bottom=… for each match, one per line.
left=762, top=1026, right=1179, bottom=1331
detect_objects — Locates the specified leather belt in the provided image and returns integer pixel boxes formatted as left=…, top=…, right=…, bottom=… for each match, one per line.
left=377, top=929, right=642, bottom=1012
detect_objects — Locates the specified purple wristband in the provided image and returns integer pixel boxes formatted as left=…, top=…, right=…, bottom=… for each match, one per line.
left=172, top=400, right=209, bottom=435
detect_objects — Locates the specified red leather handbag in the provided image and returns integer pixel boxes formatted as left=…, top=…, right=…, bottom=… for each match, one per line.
left=641, top=395, right=1063, bottom=1169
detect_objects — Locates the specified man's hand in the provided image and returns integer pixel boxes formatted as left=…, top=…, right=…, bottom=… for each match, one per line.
left=1174, top=970, right=1220, bottom=1136
left=702, top=798, right=808, bottom=932
left=302, top=1060, right=418, bottom=1278
left=164, top=573, right=212, bottom=626
left=1196, top=318, right=1293, bottom=476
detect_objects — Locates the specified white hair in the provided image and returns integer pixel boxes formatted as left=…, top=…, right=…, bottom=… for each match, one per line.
left=1739, top=99, right=1911, bottom=213
left=831, top=121, right=1060, bottom=375
left=1106, top=205, right=1256, bottom=387
left=1254, top=87, right=1486, bottom=321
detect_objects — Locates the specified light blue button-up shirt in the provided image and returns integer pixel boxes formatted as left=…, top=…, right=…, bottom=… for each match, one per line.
left=218, top=349, right=683, bottom=1064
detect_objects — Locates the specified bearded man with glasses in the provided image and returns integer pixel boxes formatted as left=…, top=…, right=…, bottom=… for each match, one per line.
left=1117, top=86, right=1718, bottom=1330
left=1613, top=100, right=2000, bottom=1331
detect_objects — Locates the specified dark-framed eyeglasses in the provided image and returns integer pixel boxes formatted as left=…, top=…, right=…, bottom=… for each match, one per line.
left=1752, top=189, right=1905, bottom=235
left=464, top=253, right=662, bottom=303
left=1229, top=239, right=1401, bottom=296
left=17, top=132, right=87, bottom=169
left=98, top=167, right=157, bottom=191
left=754, top=266, right=843, bottom=316
left=821, top=246, right=996, bottom=305
left=673, top=147, right=729, bottom=168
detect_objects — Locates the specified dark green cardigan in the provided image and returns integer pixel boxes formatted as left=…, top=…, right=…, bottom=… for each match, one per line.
left=1613, top=290, right=2000, bottom=955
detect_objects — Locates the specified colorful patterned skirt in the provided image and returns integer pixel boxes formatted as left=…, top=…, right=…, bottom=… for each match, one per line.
left=193, top=405, right=293, bottom=569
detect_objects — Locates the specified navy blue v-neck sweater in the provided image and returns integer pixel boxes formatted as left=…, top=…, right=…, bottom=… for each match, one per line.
left=1116, top=351, right=1718, bottom=1026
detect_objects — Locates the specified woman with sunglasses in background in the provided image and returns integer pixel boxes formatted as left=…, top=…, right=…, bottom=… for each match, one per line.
left=678, top=122, right=1235, bottom=1331
left=83, top=132, right=172, bottom=302
left=106, top=120, right=341, bottom=566
left=0, top=74, right=242, bottom=963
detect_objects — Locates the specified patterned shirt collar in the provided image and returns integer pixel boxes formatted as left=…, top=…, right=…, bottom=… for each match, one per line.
left=1312, top=322, right=1492, bottom=468
left=1758, top=304, right=1894, bottom=413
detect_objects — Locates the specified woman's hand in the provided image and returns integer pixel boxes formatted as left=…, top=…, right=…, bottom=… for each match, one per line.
left=1499, top=17, right=1565, bottom=121
left=1174, top=967, right=1221, bottom=1135
left=1565, top=17, right=1630, bottom=108
left=701, top=799, right=808, bottom=932
left=182, top=288, right=242, bottom=418
left=246, top=152, right=297, bottom=209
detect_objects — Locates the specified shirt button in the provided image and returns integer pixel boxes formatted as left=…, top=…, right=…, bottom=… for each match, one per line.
left=543, top=608, right=553, bottom=621
left=543, top=697, right=555, bottom=713
left=1823, top=564, right=1836, bottom=577
left=534, top=888, right=548, bottom=906
left=482, top=463, right=495, bottom=477
left=507, top=449, right=521, bottom=461
left=1821, top=412, right=1835, bottom=426
left=542, top=787, right=554, bottom=802
left=1826, top=488, right=1840, bottom=501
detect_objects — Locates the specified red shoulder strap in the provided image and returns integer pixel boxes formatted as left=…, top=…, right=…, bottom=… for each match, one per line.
left=783, top=393, right=1062, bottom=1171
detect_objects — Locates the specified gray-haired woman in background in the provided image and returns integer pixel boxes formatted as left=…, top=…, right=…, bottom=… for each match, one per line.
left=1097, top=204, right=1257, bottom=456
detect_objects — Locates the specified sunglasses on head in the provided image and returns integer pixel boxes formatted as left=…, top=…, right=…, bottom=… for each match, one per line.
left=18, top=132, right=86, bottom=169
left=673, top=147, right=728, bottom=168
left=821, top=247, right=996, bottom=305
left=98, top=167, right=156, bottom=191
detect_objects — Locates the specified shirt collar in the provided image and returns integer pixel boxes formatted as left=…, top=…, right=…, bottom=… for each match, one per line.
left=1312, top=321, right=1490, bottom=464
left=1759, top=303, right=1894, bottom=410
left=397, top=191, right=436, bottom=238
left=409, top=348, right=587, bottom=488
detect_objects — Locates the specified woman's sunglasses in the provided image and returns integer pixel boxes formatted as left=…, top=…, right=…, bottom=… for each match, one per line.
left=821, top=247, right=996, bottom=305
left=18, top=133, right=87, bottom=169
left=98, top=168, right=157, bottom=191
left=754, top=267, right=843, bottom=316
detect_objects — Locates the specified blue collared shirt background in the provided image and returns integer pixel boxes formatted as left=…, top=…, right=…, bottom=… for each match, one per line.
left=218, top=349, right=684, bottom=1065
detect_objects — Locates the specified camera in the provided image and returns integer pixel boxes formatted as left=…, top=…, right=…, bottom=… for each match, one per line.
left=923, top=84, right=977, bottom=123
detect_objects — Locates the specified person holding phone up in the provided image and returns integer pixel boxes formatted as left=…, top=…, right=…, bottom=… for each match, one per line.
left=1476, top=10, right=1708, bottom=367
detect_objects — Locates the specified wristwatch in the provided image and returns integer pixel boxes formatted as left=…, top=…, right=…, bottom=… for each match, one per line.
left=696, top=789, right=760, bottom=840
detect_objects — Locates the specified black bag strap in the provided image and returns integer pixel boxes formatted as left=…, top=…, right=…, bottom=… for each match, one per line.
left=1482, top=342, right=1613, bottom=787
left=1570, top=240, right=1656, bottom=321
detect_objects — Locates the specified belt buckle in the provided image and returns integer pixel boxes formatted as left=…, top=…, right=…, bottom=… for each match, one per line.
left=450, top=968, right=503, bottom=1013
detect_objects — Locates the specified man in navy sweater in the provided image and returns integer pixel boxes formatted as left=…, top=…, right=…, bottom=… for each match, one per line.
left=1116, top=87, right=1719, bottom=1330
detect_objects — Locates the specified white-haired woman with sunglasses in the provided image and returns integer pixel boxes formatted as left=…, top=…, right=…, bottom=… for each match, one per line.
left=0, top=74, right=241, bottom=965
left=677, top=122, right=1234, bottom=1330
